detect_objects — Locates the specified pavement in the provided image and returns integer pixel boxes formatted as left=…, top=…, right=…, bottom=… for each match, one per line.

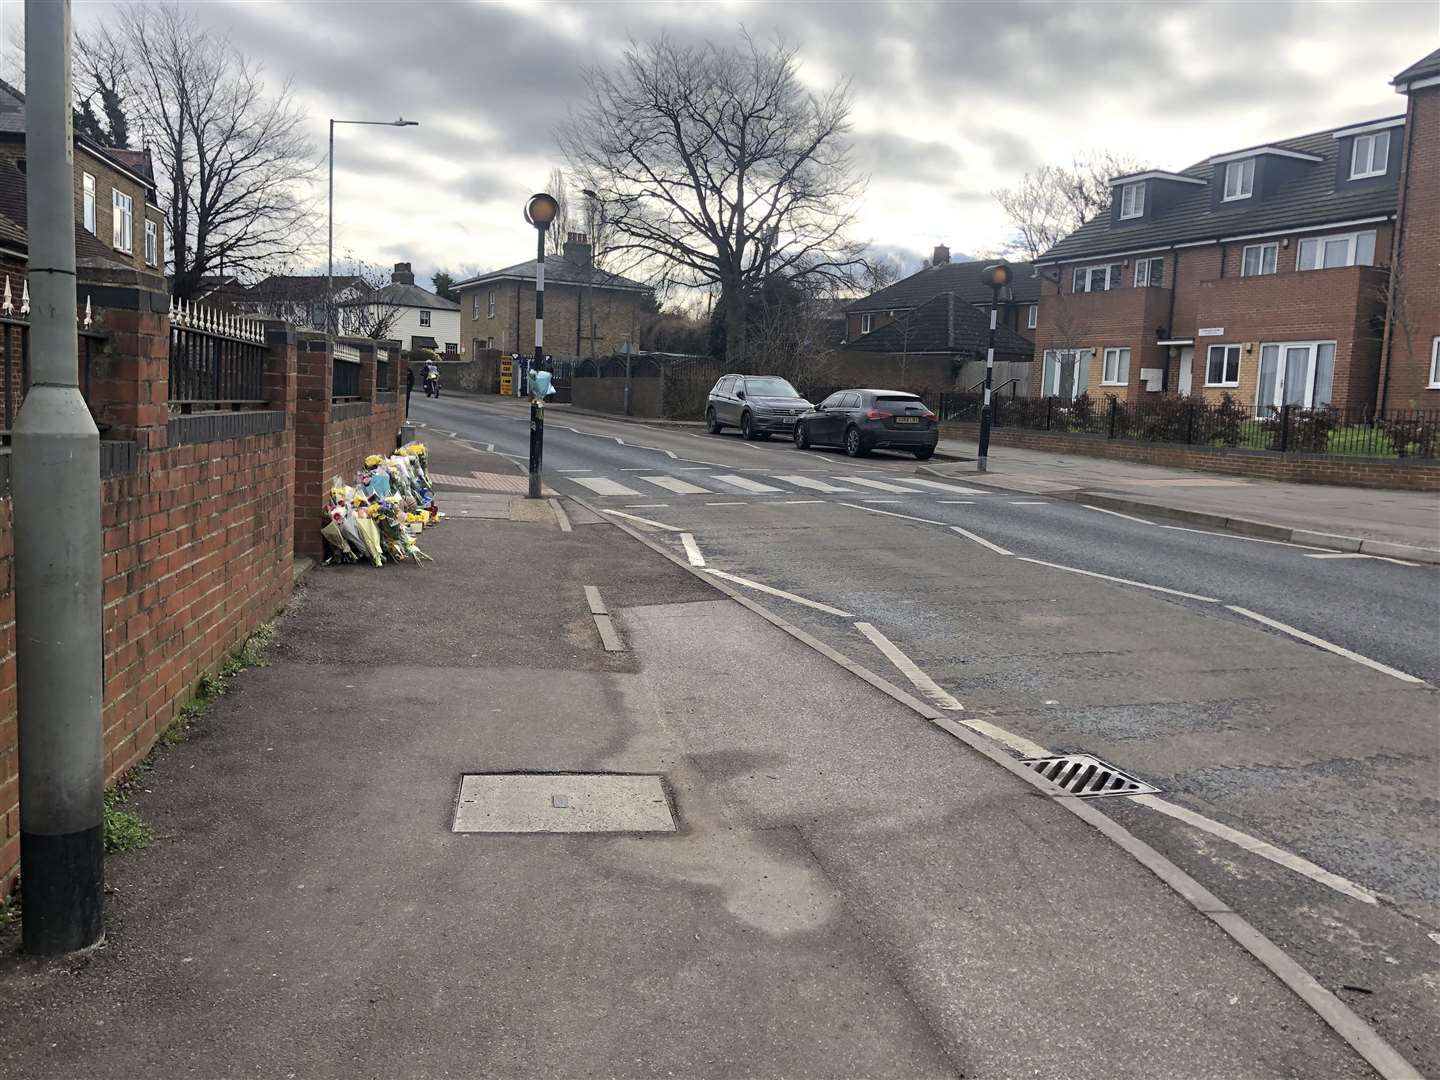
left=0, top=432, right=1409, bottom=1079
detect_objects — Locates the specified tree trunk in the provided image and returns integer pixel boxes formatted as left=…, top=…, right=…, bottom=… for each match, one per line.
left=722, top=282, right=747, bottom=369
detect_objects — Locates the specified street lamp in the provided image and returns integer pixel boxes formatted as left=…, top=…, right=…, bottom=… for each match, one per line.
left=328, top=117, right=419, bottom=334
left=524, top=192, right=559, bottom=499
left=977, top=262, right=1012, bottom=473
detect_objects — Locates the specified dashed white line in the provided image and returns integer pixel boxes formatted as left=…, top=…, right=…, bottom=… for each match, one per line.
left=938, top=500, right=974, bottom=505
left=777, top=499, right=825, bottom=505
left=1303, top=551, right=1420, bottom=566
left=680, top=532, right=706, bottom=567
left=1226, top=606, right=1425, bottom=684
left=705, top=501, right=747, bottom=506
left=702, top=569, right=854, bottom=617
left=599, top=509, right=684, bottom=532
left=861, top=498, right=903, bottom=504
left=1083, top=504, right=1155, bottom=525
left=836, top=502, right=948, bottom=526
left=625, top=503, right=669, bottom=508
left=1157, top=524, right=1328, bottom=551
left=1009, top=501, right=1048, bottom=506
left=950, top=525, right=1013, bottom=557
left=855, top=622, right=964, bottom=711
left=1016, top=556, right=1218, bottom=602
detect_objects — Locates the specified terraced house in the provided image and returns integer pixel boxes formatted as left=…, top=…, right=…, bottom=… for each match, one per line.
left=1030, top=70, right=1426, bottom=416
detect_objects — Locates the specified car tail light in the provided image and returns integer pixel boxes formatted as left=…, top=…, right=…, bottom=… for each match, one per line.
left=864, top=408, right=889, bottom=420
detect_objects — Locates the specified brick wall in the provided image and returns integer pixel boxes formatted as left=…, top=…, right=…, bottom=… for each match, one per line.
left=1381, top=85, right=1440, bottom=410
left=1, top=286, right=299, bottom=892
left=939, top=421, right=1439, bottom=491
left=459, top=278, right=645, bottom=362
left=571, top=375, right=664, bottom=417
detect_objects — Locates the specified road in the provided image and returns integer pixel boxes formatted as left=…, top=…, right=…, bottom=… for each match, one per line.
left=413, top=393, right=1440, bottom=1073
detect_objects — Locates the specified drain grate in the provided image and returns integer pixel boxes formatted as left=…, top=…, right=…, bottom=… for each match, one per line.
left=1023, top=754, right=1159, bottom=798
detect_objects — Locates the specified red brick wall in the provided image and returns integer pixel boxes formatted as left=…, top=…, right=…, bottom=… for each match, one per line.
left=2, top=297, right=299, bottom=892
left=1381, top=86, right=1440, bottom=410
left=939, top=421, right=1439, bottom=491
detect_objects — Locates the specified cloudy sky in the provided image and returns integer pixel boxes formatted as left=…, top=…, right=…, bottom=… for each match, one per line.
left=58, top=0, right=1440, bottom=294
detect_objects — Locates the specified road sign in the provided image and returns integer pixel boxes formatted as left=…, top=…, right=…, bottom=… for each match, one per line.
left=499, top=376, right=513, bottom=395
left=500, top=359, right=513, bottom=375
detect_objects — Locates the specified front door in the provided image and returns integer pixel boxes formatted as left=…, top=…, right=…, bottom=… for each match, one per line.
left=1176, top=347, right=1194, bottom=397
left=1256, top=342, right=1337, bottom=413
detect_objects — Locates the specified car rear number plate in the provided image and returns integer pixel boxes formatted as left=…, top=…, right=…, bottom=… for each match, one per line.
left=894, top=416, right=920, bottom=424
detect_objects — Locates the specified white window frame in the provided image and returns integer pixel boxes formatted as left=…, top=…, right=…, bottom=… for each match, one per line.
left=144, top=220, right=158, bottom=267
left=1255, top=339, right=1337, bottom=411
left=1041, top=348, right=1088, bottom=401
left=1297, top=230, right=1377, bottom=271
left=1223, top=159, right=1254, bottom=201
left=1350, top=131, right=1389, bottom=180
left=1072, top=263, right=1123, bottom=293
left=487, top=289, right=496, bottom=317
left=1240, top=242, right=1278, bottom=277
left=419, top=309, right=431, bottom=327
left=111, top=189, right=133, bottom=253
left=860, top=313, right=872, bottom=334
left=472, top=294, right=481, bottom=319
left=1205, top=344, right=1242, bottom=387
left=1429, top=337, right=1440, bottom=389
left=444, top=342, right=458, bottom=354
left=1101, top=347, right=1130, bottom=386
left=1119, top=182, right=1145, bottom=220
left=1026, top=304, right=1037, bottom=330
left=1134, top=256, right=1164, bottom=288
left=82, top=173, right=96, bottom=234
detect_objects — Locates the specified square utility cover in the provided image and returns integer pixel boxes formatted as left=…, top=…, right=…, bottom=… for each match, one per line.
left=452, top=773, right=676, bottom=833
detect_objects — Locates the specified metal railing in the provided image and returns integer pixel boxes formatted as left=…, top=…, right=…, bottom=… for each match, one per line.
left=168, top=299, right=268, bottom=413
left=375, top=354, right=392, bottom=392
left=332, top=342, right=362, bottom=401
left=940, top=390, right=1440, bottom=460
left=2, top=275, right=106, bottom=431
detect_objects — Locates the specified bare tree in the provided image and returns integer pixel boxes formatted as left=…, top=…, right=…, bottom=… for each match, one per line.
left=81, top=4, right=317, bottom=299
left=74, top=33, right=130, bottom=147
left=562, top=32, right=865, bottom=367
left=545, top=166, right=576, bottom=256
left=993, top=151, right=1148, bottom=260
left=337, top=258, right=405, bottom=340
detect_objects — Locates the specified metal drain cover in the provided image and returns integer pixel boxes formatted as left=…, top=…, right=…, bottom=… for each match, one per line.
left=452, top=773, right=676, bottom=833
left=1023, top=754, right=1159, bottom=798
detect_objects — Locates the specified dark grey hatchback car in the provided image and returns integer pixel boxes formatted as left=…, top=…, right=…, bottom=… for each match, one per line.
left=793, top=389, right=939, bottom=459
left=705, top=375, right=813, bottom=440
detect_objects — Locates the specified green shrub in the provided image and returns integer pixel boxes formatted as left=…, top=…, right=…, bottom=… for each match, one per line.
left=103, top=788, right=152, bottom=854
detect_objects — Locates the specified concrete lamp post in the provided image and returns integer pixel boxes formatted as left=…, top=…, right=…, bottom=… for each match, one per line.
left=976, top=262, right=1012, bottom=474
left=524, top=193, right=560, bottom=499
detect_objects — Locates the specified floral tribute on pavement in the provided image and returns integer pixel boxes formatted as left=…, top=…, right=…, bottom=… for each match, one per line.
left=320, top=442, right=442, bottom=566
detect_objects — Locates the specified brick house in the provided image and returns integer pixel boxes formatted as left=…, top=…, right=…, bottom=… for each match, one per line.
left=0, top=78, right=165, bottom=278
left=236, top=274, right=370, bottom=333
left=454, top=233, right=651, bottom=363
left=339, top=263, right=460, bottom=355
left=1378, top=48, right=1440, bottom=412
left=1031, top=110, right=1409, bottom=414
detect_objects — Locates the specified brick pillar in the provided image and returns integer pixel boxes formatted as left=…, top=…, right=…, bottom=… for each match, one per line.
left=79, top=277, right=171, bottom=451
left=293, top=332, right=333, bottom=560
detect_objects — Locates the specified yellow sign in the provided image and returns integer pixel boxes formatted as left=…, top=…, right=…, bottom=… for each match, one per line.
left=499, top=376, right=513, bottom=395
left=500, top=360, right=513, bottom=375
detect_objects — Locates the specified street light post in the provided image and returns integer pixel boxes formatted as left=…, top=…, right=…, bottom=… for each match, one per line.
left=525, top=193, right=560, bottom=499
left=328, top=117, right=418, bottom=335
left=976, top=262, right=1012, bottom=474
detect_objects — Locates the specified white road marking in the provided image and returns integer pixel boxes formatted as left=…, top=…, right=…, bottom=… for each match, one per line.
left=778, top=499, right=825, bottom=505
left=600, top=509, right=684, bottom=532
left=711, top=474, right=784, bottom=493
left=1016, top=557, right=1219, bottom=602
left=836, top=475, right=919, bottom=493
left=1304, top=552, right=1420, bottom=566
left=705, top=501, right=747, bottom=506
left=625, top=503, right=669, bottom=508
left=1083, top=504, right=1155, bottom=525
left=1009, top=501, right=1048, bottom=506
left=951, top=525, right=1013, bottom=557
left=938, top=500, right=974, bottom=505
left=620, top=467, right=648, bottom=471
left=548, top=499, right=572, bottom=533
left=557, top=468, right=591, bottom=473
left=836, top=503, right=948, bottom=526
left=861, top=498, right=903, bottom=504
left=680, top=532, right=706, bottom=567
left=641, top=475, right=712, bottom=495
left=892, top=478, right=988, bottom=495
left=570, top=477, right=644, bottom=497
left=855, top=622, right=964, bottom=711
left=1226, top=606, right=1425, bottom=684
left=960, top=717, right=1050, bottom=758
left=583, top=585, right=607, bottom=615
left=671, top=466, right=713, bottom=471
left=1158, top=524, right=1328, bottom=551
left=1129, top=794, right=1381, bottom=905
left=769, top=474, right=855, bottom=493
left=703, top=569, right=854, bottom=617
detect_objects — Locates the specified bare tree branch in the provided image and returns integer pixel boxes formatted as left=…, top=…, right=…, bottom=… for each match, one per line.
left=992, top=151, right=1149, bottom=261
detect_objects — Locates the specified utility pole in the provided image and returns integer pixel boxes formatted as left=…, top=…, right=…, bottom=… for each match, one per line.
left=976, top=263, right=1012, bottom=474
left=14, top=0, right=105, bottom=955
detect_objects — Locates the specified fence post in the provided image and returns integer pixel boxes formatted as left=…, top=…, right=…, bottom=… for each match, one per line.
left=1186, top=400, right=1197, bottom=444
left=1045, top=396, right=1053, bottom=431
left=1108, top=396, right=1118, bottom=439
left=1278, top=403, right=1291, bottom=453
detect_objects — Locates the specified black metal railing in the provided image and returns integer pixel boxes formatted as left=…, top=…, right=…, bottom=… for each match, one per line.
left=168, top=304, right=267, bottom=413
left=937, top=391, right=1440, bottom=460
left=375, top=355, right=392, bottom=392
left=332, top=352, right=362, bottom=401
left=2, top=316, right=106, bottom=430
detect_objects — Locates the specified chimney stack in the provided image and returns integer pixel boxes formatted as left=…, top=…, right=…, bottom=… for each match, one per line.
left=563, top=233, right=593, bottom=268
left=932, top=244, right=950, bottom=266
left=391, top=262, right=415, bottom=285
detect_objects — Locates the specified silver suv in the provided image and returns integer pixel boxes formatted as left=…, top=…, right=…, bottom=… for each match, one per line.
left=705, top=375, right=813, bottom=441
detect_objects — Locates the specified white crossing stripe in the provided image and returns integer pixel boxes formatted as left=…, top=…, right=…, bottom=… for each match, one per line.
left=855, top=622, right=964, bottom=711
left=836, top=475, right=919, bottom=493
left=680, top=533, right=706, bottom=566
left=769, top=474, right=855, bottom=493
left=641, top=475, right=712, bottom=495
left=711, top=474, right=783, bottom=493
left=570, top=476, right=643, bottom=497
left=889, top=478, right=989, bottom=495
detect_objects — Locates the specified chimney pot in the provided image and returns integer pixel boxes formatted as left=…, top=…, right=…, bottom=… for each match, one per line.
left=932, top=244, right=950, bottom=266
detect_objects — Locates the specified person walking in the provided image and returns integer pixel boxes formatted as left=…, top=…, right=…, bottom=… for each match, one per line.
left=405, top=365, right=415, bottom=416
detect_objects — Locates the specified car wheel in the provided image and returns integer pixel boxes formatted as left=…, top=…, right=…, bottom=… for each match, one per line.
left=913, top=446, right=935, bottom=460
left=794, top=422, right=811, bottom=449
left=741, top=411, right=757, bottom=440
left=844, top=426, right=868, bottom=457
left=705, top=407, right=722, bottom=434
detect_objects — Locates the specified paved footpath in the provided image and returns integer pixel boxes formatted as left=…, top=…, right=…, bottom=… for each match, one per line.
left=0, top=435, right=1409, bottom=1078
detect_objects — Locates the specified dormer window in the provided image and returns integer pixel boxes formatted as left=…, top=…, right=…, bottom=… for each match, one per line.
left=860, top=313, right=872, bottom=334
left=1118, top=182, right=1145, bottom=220
left=1222, top=159, right=1254, bottom=201
left=1351, top=131, right=1390, bottom=179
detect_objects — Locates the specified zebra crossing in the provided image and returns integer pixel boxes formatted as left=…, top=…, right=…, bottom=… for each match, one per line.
left=564, top=470, right=990, bottom=500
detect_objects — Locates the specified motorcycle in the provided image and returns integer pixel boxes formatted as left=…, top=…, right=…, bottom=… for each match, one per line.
left=424, top=373, right=440, bottom=398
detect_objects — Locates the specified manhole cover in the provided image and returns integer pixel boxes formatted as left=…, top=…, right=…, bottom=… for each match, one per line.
left=1022, top=754, right=1159, bottom=798
left=452, top=773, right=676, bottom=833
